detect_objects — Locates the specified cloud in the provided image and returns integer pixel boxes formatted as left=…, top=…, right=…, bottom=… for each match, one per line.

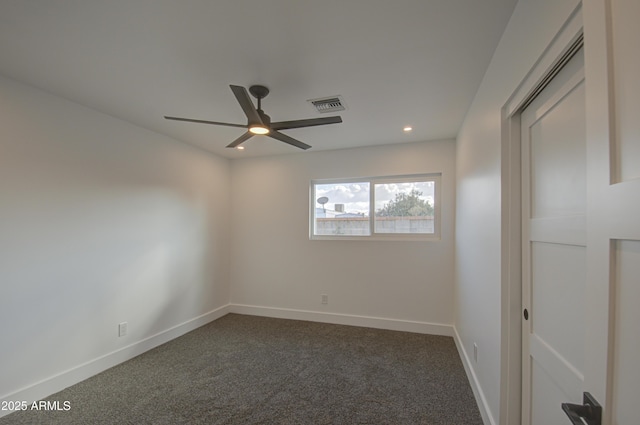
left=315, top=180, right=435, bottom=215
left=374, top=181, right=434, bottom=209
left=315, top=182, right=370, bottom=214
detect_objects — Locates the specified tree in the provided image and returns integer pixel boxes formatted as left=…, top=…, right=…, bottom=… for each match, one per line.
left=376, top=189, right=433, bottom=217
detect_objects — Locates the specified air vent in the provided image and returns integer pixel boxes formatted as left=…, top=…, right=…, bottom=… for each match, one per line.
left=308, top=95, right=347, bottom=113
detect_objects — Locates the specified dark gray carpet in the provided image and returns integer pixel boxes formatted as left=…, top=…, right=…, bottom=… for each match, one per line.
left=1, top=314, right=482, bottom=424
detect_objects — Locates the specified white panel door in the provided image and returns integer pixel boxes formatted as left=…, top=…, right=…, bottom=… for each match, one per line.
left=521, top=47, right=586, bottom=425
left=593, top=0, right=640, bottom=423
left=515, top=2, right=640, bottom=422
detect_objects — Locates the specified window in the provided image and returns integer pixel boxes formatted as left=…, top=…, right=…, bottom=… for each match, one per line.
left=310, top=174, right=440, bottom=240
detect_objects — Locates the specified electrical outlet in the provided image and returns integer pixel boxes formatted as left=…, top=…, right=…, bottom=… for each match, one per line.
left=473, top=343, right=478, bottom=362
left=321, top=294, right=328, bottom=305
left=118, top=322, right=128, bottom=337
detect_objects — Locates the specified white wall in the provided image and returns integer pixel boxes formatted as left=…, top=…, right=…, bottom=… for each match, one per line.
left=230, top=140, right=455, bottom=332
left=0, top=75, right=231, bottom=407
left=454, top=0, right=581, bottom=423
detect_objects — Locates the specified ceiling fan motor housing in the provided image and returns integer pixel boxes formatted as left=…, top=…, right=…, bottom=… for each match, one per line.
left=257, top=110, right=270, bottom=126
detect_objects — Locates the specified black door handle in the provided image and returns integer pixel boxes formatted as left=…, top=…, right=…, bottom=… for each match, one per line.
left=562, top=392, right=601, bottom=425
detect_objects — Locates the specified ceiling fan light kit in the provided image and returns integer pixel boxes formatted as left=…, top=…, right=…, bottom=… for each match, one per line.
left=249, top=126, right=269, bottom=135
left=165, top=85, right=343, bottom=150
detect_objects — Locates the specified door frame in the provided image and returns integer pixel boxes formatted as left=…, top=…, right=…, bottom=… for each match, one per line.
left=499, top=4, right=584, bottom=424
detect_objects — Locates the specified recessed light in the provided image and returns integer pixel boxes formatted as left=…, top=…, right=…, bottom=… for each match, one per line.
left=403, top=126, right=413, bottom=132
left=236, top=146, right=245, bottom=150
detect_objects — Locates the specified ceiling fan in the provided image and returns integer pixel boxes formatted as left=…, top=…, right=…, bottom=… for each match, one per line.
left=165, top=85, right=343, bottom=150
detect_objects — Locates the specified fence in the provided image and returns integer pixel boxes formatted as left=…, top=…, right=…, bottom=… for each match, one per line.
left=315, top=216, right=434, bottom=235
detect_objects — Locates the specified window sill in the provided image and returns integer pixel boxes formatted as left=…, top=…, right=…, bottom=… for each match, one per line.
left=310, top=234, right=441, bottom=242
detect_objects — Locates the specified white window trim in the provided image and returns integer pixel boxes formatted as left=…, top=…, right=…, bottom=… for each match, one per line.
left=310, top=173, right=441, bottom=241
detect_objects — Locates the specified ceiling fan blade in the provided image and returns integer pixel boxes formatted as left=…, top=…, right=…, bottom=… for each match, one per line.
left=229, top=85, right=263, bottom=125
left=270, top=116, right=343, bottom=130
left=164, top=116, right=247, bottom=128
left=226, top=131, right=254, bottom=148
left=269, top=130, right=311, bottom=150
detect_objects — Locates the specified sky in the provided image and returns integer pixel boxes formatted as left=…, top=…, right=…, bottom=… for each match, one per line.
left=315, top=180, right=434, bottom=215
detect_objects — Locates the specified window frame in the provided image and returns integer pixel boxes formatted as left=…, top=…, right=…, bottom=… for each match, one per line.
left=310, top=173, right=441, bottom=241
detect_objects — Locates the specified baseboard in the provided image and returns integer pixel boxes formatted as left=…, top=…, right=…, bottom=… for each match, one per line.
left=2, top=304, right=455, bottom=419
left=229, top=304, right=453, bottom=336
left=0, top=304, right=231, bottom=418
left=453, top=326, right=496, bottom=425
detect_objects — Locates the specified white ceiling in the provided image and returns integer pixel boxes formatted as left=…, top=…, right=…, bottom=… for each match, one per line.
left=0, top=0, right=517, bottom=159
